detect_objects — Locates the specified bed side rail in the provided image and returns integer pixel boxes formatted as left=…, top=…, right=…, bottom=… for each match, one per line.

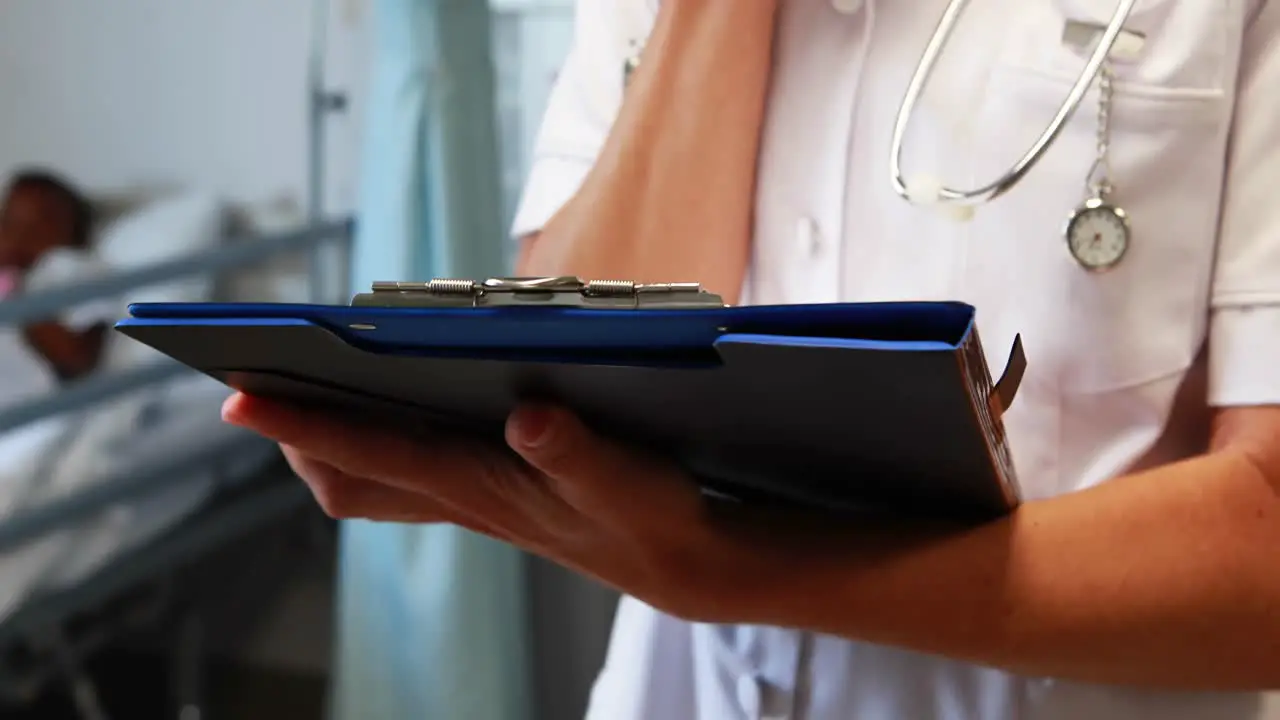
left=0, top=218, right=353, bottom=328
left=0, top=218, right=354, bottom=432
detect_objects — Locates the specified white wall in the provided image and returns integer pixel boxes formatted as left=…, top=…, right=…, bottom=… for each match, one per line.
left=0, top=0, right=370, bottom=215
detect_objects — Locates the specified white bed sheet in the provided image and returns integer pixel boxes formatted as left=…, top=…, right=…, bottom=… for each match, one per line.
left=0, top=371, right=279, bottom=623
left=0, top=193, right=314, bottom=625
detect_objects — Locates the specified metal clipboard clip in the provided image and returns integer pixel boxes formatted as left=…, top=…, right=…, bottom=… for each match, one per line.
left=350, top=276, right=726, bottom=310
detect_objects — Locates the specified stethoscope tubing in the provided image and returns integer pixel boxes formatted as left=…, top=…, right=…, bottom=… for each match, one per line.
left=889, top=0, right=1140, bottom=206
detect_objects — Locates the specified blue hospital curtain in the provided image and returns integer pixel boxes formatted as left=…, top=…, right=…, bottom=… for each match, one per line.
left=331, top=0, right=529, bottom=718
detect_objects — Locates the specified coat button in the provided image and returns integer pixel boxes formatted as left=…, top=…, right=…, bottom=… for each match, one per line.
left=831, top=0, right=864, bottom=14
left=797, top=217, right=823, bottom=257
left=736, top=674, right=762, bottom=719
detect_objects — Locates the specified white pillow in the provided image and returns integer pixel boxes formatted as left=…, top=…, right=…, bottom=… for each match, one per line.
left=218, top=199, right=313, bottom=303
left=95, top=192, right=224, bottom=370
left=97, top=192, right=225, bottom=304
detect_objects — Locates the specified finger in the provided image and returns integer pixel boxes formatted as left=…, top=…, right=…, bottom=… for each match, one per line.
left=225, top=393, right=512, bottom=502
left=227, top=393, right=437, bottom=482
left=283, top=446, right=522, bottom=543
left=228, top=393, right=577, bottom=550
left=504, top=405, right=703, bottom=524
left=283, top=446, right=444, bottom=523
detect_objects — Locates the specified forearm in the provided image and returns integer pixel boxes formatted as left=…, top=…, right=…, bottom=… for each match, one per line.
left=762, top=437, right=1280, bottom=689
left=521, top=1, right=778, bottom=300
left=23, top=322, right=106, bottom=380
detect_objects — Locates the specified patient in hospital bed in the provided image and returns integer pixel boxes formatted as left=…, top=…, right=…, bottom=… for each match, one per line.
left=0, top=171, right=235, bottom=619
left=0, top=169, right=116, bottom=402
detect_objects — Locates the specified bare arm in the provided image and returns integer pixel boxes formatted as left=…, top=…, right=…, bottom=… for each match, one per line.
left=753, top=407, right=1280, bottom=690
left=23, top=321, right=107, bottom=381
left=517, top=1, right=778, bottom=302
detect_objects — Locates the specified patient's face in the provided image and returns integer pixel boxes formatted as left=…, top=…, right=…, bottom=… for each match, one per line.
left=0, top=185, right=74, bottom=270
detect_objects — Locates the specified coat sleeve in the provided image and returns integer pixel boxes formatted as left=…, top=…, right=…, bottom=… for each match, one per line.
left=1207, top=1, right=1280, bottom=406
left=509, top=0, right=655, bottom=240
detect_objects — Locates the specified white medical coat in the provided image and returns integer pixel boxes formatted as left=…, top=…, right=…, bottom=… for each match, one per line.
left=511, top=1, right=1280, bottom=718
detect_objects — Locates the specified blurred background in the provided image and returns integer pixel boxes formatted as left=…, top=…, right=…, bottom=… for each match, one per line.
left=0, top=0, right=616, bottom=718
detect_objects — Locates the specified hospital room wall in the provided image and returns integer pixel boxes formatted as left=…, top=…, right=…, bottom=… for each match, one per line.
left=0, top=0, right=371, bottom=215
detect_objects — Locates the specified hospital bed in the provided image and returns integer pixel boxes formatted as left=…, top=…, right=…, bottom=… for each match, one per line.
left=0, top=193, right=353, bottom=718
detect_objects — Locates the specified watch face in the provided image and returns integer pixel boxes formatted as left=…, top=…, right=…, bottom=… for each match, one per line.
left=1066, top=203, right=1129, bottom=271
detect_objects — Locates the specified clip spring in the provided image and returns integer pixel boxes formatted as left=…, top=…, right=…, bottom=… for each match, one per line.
left=353, top=276, right=725, bottom=310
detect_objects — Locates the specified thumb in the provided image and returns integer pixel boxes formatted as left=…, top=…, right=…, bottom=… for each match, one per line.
left=505, top=405, right=699, bottom=518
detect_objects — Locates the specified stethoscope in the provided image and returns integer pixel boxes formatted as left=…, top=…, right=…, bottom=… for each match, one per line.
left=891, top=0, right=1141, bottom=271
left=624, top=0, right=1142, bottom=271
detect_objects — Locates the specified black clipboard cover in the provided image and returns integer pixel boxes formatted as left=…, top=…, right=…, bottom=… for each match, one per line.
left=116, top=278, right=1027, bottom=522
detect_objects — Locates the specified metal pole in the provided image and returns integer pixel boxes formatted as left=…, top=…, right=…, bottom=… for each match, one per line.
left=308, top=0, right=335, bottom=301
left=308, top=0, right=332, bottom=224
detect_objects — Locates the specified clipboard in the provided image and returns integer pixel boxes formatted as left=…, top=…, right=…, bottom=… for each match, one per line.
left=115, top=276, right=1027, bottom=522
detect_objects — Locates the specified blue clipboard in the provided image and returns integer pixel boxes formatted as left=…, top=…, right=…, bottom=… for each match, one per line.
left=115, top=277, right=1026, bottom=522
